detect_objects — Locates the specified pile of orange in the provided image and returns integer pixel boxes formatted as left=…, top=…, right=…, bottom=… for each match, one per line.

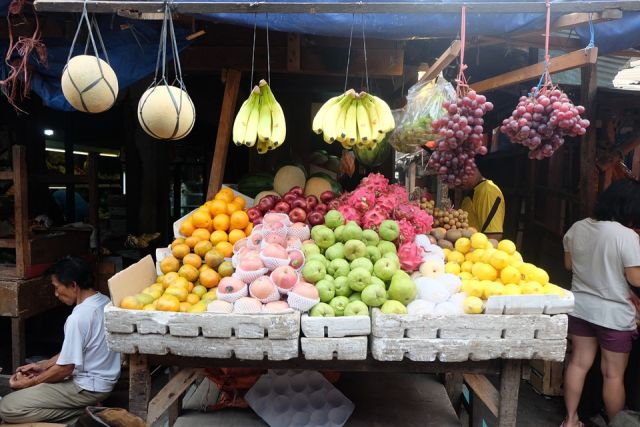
left=178, top=187, right=252, bottom=258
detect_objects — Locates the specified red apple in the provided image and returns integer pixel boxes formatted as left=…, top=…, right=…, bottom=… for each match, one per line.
left=287, top=249, right=305, bottom=270
left=289, top=208, right=307, bottom=223
left=273, top=201, right=291, bottom=214
left=315, top=203, right=328, bottom=215
left=328, top=199, right=340, bottom=210
left=291, top=198, right=307, bottom=211
left=247, top=207, right=263, bottom=223
left=307, top=211, right=324, bottom=226
left=320, top=191, right=336, bottom=204
left=305, top=195, right=318, bottom=210
left=258, top=197, right=275, bottom=213
left=283, top=193, right=297, bottom=205
left=290, top=186, right=304, bottom=197
left=271, top=265, right=299, bottom=290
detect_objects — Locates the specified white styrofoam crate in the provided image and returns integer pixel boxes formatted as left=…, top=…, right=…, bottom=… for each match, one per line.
left=370, top=308, right=568, bottom=362
left=301, top=314, right=371, bottom=338
left=107, top=332, right=299, bottom=360
left=301, top=336, right=368, bottom=360
left=104, top=304, right=300, bottom=339
left=484, top=292, right=574, bottom=315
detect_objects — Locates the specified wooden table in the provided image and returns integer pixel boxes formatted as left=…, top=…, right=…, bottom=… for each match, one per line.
left=127, top=354, right=523, bottom=427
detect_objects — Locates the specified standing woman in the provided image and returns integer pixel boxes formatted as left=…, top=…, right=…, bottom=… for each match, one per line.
left=561, top=179, right=640, bottom=427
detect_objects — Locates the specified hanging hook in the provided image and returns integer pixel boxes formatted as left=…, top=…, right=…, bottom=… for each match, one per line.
left=584, top=12, right=595, bottom=54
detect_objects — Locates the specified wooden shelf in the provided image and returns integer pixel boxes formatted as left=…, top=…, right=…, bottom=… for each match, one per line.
left=0, top=238, right=16, bottom=248
left=0, top=170, right=13, bottom=180
left=32, top=173, right=89, bottom=185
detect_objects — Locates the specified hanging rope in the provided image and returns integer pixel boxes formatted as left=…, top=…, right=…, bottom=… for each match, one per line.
left=584, top=13, right=595, bottom=54
left=361, top=14, right=369, bottom=92
left=534, top=0, right=552, bottom=95
left=249, top=13, right=257, bottom=91
left=343, top=11, right=356, bottom=92
left=455, top=6, right=468, bottom=95
left=265, top=13, right=271, bottom=85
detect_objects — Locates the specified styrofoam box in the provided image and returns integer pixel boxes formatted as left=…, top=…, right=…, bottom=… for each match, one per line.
left=484, top=292, right=575, bottom=315
left=245, top=370, right=354, bottom=427
left=300, top=315, right=371, bottom=360
left=173, top=185, right=253, bottom=238
left=370, top=308, right=568, bottom=362
left=301, top=314, right=371, bottom=338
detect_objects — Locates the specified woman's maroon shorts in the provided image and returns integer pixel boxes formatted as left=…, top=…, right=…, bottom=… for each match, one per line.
left=568, top=315, right=636, bottom=353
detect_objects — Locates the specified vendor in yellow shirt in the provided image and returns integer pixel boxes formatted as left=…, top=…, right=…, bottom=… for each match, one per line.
left=460, top=161, right=505, bottom=240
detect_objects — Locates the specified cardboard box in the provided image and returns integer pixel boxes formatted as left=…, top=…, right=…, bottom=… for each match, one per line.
left=108, top=255, right=156, bottom=307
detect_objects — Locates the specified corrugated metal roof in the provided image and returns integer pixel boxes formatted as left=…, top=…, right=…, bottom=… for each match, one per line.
left=539, top=50, right=631, bottom=89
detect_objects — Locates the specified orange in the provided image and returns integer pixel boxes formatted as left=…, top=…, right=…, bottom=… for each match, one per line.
left=228, top=229, right=246, bottom=245
left=165, top=286, right=188, bottom=302
left=171, top=237, right=185, bottom=248
left=192, top=209, right=212, bottom=229
left=215, top=189, right=234, bottom=203
left=172, top=277, right=190, bottom=289
left=215, top=241, right=233, bottom=258
left=226, top=202, right=240, bottom=215
left=120, top=296, right=142, bottom=310
left=183, top=253, right=203, bottom=269
left=218, top=187, right=234, bottom=197
left=184, top=236, right=202, bottom=249
left=179, top=218, right=195, bottom=237
left=156, top=294, right=180, bottom=312
left=179, top=302, right=192, bottom=312
left=212, top=214, right=230, bottom=231
left=230, top=211, right=249, bottom=230
left=171, top=243, right=191, bottom=259
left=160, top=256, right=180, bottom=274
left=187, top=282, right=195, bottom=293
left=192, top=228, right=211, bottom=242
left=210, top=230, right=228, bottom=246
left=244, top=223, right=254, bottom=236
left=162, top=272, right=180, bottom=288
left=186, top=293, right=200, bottom=305
left=233, top=196, right=246, bottom=210
left=179, top=264, right=200, bottom=282
left=208, top=199, right=228, bottom=216
left=199, top=269, right=221, bottom=289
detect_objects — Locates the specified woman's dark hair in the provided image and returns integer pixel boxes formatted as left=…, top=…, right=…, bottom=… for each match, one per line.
left=593, top=179, right=640, bottom=228
left=46, top=256, right=94, bottom=290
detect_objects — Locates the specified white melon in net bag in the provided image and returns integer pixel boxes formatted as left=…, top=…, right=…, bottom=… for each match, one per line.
left=62, top=55, right=118, bottom=113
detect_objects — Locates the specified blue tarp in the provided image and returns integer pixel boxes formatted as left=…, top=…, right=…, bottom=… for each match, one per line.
left=1, top=0, right=640, bottom=111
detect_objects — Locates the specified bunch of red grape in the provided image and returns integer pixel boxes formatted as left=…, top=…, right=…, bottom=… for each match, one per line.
left=427, top=90, right=494, bottom=186
left=500, top=87, right=590, bottom=160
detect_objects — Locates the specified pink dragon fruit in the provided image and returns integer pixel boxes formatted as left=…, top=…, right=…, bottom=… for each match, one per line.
left=398, top=241, right=423, bottom=272
left=337, top=205, right=361, bottom=225
left=348, top=188, right=376, bottom=213
left=362, top=208, right=387, bottom=230
left=393, top=204, right=416, bottom=222
left=360, top=173, right=389, bottom=195
left=374, top=194, right=396, bottom=215
left=386, top=184, right=410, bottom=204
left=413, top=209, right=434, bottom=234
left=396, top=219, right=416, bottom=245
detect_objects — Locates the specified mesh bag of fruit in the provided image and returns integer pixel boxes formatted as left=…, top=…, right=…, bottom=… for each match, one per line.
left=390, top=75, right=456, bottom=153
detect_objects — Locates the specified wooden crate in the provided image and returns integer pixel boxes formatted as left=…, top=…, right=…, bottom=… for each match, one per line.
left=104, top=304, right=300, bottom=361
left=300, top=314, right=371, bottom=360
left=528, top=359, right=564, bottom=396
left=370, top=309, right=568, bottom=362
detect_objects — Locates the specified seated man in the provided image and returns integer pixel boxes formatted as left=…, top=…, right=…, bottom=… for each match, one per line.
left=0, top=256, right=120, bottom=424
left=460, top=160, right=505, bottom=241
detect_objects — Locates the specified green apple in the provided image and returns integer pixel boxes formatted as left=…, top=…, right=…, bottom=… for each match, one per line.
left=361, top=284, right=388, bottom=307
left=334, top=276, right=352, bottom=297
left=365, top=246, right=382, bottom=263
left=342, top=221, right=363, bottom=241
left=370, top=276, right=386, bottom=289
left=334, top=225, right=345, bottom=242
left=377, top=241, right=397, bottom=255
left=303, top=242, right=321, bottom=257
left=378, top=220, right=400, bottom=241
left=302, top=260, right=326, bottom=283
left=388, top=270, right=417, bottom=305
left=316, top=279, right=336, bottom=303
left=347, top=267, right=371, bottom=292
left=344, top=300, right=369, bottom=316
left=373, top=257, right=398, bottom=282
left=311, top=225, right=335, bottom=250
left=350, top=257, right=373, bottom=273
left=349, top=292, right=362, bottom=302
left=323, top=274, right=334, bottom=282
left=329, top=296, right=350, bottom=316
left=307, top=254, right=329, bottom=269
left=324, top=210, right=345, bottom=229
left=309, top=302, right=335, bottom=317
left=380, top=300, right=407, bottom=315
left=383, top=252, right=401, bottom=269
left=361, top=229, right=380, bottom=247
left=325, top=243, right=345, bottom=261
left=344, top=240, right=367, bottom=261
left=328, top=259, right=350, bottom=278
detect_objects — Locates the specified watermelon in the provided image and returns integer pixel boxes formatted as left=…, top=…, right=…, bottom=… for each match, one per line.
left=354, top=137, right=392, bottom=167
left=238, top=173, right=274, bottom=198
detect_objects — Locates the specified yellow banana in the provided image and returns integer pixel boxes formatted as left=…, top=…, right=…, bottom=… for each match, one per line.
left=371, top=94, right=395, bottom=132
left=257, top=138, right=268, bottom=154
left=232, top=92, right=257, bottom=145
left=322, top=91, right=353, bottom=144
left=361, top=92, right=382, bottom=139
left=356, top=98, right=373, bottom=144
left=344, top=97, right=357, bottom=144
left=335, top=95, right=352, bottom=143
left=257, top=91, right=272, bottom=144
left=259, top=81, right=286, bottom=147
left=312, top=94, right=343, bottom=134
left=243, top=86, right=261, bottom=147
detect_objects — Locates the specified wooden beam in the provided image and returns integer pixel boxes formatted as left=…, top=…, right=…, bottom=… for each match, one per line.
left=207, top=69, right=242, bottom=200
left=0, top=170, right=13, bottom=180
left=472, top=47, right=598, bottom=93
left=579, top=63, right=598, bottom=217
left=419, top=40, right=461, bottom=83
left=444, top=372, right=464, bottom=414
left=464, top=373, right=499, bottom=417
left=33, top=0, right=640, bottom=14
left=13, top=145, right=28, bottom=278
left=128, top=354, right=151, bottom=420
left=147, top=368, right=203, bottom=426
left=498, top=360, right=522, bottom=427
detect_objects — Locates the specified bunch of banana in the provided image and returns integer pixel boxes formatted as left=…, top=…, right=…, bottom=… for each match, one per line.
left=312, top=89, right=395, bottom=150
left=232, top=80, right=286, bottom=154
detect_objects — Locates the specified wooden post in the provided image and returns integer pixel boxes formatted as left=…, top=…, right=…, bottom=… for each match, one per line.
left=444, top=372, right=464, bottom=414
left=13, top=145, right=29, bottom=278
left=147, top=368, right=202, bottom=426
left=498, top=359, right=522, bottom=427
left=207, top=69, right=242, bottom=200
left=88, top=153, right=99, bottom=227
left=579, top=63, right=598, bottom=218
left=10, top=317, right=25, bottom=372
left=129, top=354, right=151, bottom=420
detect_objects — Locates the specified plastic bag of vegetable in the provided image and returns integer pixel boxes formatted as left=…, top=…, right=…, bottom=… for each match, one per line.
left=389, top=75, right=456, bottom=153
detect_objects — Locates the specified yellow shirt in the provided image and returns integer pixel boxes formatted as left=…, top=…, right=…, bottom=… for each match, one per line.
left=461, top=180, right=505, bottom=234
